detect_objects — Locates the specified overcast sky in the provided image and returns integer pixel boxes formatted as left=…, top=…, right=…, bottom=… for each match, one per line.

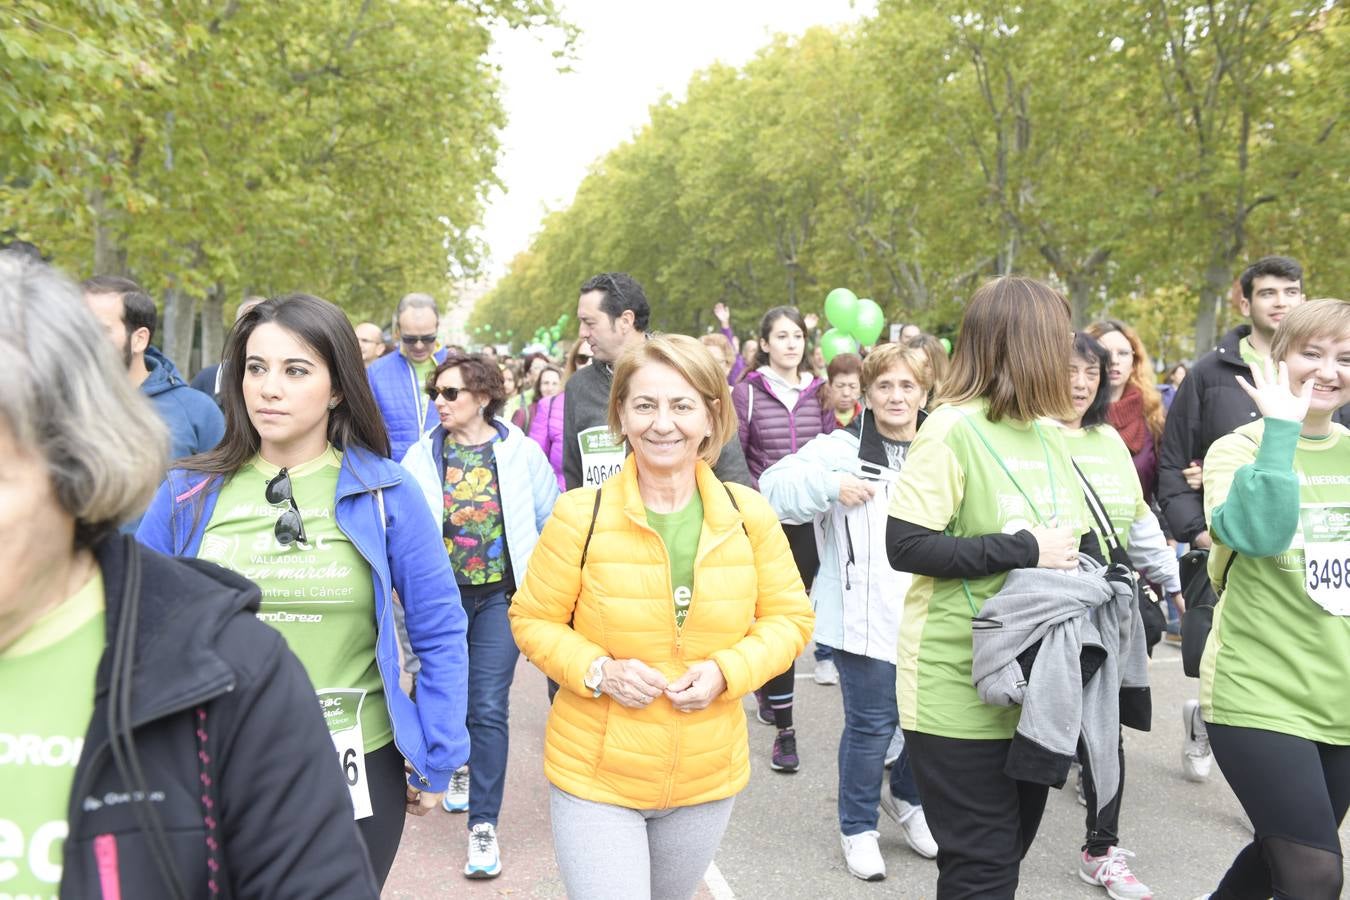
left=475, top=0, right=877, bottom=282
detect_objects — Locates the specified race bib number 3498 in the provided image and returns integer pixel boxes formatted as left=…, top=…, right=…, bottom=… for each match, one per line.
left=1300, top=505, right=1350, bottom=616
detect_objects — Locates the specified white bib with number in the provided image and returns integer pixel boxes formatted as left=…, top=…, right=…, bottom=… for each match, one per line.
left=1301, top=504, right=1350, bottom=616
left=578, top=425, right=625, bottom=488
left=318, top=688, right=373, bottom=819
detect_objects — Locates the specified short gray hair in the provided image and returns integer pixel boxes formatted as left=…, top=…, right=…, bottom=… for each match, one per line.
left=0, top=254, right=168, bottom=544
left=394, top=292, right=439, bottom=327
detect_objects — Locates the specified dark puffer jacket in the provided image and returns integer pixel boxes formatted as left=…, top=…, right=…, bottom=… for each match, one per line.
left=732, top=370, right=833, bottom=486
left=59, top=536, right=379, bottom=899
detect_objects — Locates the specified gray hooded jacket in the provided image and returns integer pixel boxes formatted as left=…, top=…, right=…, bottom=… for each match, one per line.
left=970, top=561, right=1151, bottom=812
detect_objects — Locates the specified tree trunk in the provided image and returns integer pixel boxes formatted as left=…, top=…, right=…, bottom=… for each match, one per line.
left=161, top=280, right=198, bottom=374
left=199, top=284, right=227, bottom=371
left=89, top=189, right=126, bottom=275
left=1193, top=255, right=1231, bottom=356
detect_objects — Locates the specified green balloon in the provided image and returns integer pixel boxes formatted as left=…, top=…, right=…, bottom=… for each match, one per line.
left=940, top=337, right=952, bottom=354
left=819, top=328, right=859, bottom=364
left=850, top=299, right=885, bottom=346
left=824, top=288, right=859, bottom=331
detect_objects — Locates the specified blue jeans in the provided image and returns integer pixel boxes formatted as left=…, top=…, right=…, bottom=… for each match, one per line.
left=460, top=585, right=519, bottom=828
left=832, top=646, right=921, bottom=835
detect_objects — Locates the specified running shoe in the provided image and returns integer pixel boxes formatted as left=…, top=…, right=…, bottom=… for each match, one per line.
left=1078, top=847, right=1153, bottom=900
left=840, top=830, right=886, bottom=881
left=770, top=728, right=799, bottom=772
left=1181, top=699, right=1213, bottom=782
left=878, top=792, right=938, bottom=859
left=813, top=658, right=840, bottom=685
left=441, top=765, right=470, bottom=813
left=753, top=689, right=774, bottom=726
left=884, top=727, right=904, bottom=769
left=464, top=823, right=501, bottom=879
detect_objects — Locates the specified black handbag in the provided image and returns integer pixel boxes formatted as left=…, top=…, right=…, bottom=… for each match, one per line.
left=1178, top=548, right=1237, bottom=677
left=1071, top=461, right=1167, bottom=654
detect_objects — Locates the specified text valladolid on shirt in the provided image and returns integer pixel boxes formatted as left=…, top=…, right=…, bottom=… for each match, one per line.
left=644, top=492, right=705, bottom=629
left=199, top=446, right=392, bottom=753
left=888, top=399, right=1087, bottom=740
left=1201, top=420, right=1350, bottom=744
left=0, top=570, right=104, bottom=897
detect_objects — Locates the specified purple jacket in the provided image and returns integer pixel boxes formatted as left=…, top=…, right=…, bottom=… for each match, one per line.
left=732, top=370, right=833, bottom=486
left=528, top=391, right=566, bottom=491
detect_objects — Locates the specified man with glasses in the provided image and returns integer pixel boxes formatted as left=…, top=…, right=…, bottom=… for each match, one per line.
left=562, top=271, right=751, bottom=490
left=368, top=292, right=447, bottom=461
left=356, top=321, right=387, bottom=366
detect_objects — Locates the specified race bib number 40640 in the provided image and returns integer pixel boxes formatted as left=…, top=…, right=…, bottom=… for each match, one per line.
left=317, top=689, right=373, bottom=819
left=578, top=426, right=625, bottom=488
left=1300, top=504, right=1350, bottom=616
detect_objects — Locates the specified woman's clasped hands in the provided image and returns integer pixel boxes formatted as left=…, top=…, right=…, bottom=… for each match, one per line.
left=600, top=658, right=728, bottom=712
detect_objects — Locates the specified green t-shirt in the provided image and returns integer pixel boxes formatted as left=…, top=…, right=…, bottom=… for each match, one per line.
left=888, top=400, right=1088, bottom=739
left=410, top=355, right=437, bottom=392
left=200, top=446, right=392, bottom=753
left=1238, top=335, right=1264, bottom=370
left=0, top=570, right=104, bottom=897
left=1063, top=424, right=1150, bottom=556
left=1201, top=419, right=1350, bottom=743
left=645, top=492, right=705, bottom=629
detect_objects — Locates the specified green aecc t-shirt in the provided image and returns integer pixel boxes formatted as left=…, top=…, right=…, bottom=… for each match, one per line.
left=645, top=492, right=705, bottom=629
left=199, top=446, right=392, bottom=753
left=0, top=570, right=104, bottom=897
left=1063, top=424, right=1150, bottom=557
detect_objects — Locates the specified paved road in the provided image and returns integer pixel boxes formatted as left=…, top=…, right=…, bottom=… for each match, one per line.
left=384, top=640, right=1349, bottom=898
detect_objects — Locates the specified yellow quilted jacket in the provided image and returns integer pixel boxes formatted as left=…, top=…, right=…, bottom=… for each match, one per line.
left=509, top=455, right=813, bottom=809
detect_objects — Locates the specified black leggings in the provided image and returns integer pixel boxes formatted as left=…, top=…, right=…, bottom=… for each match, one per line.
left=1207, top=723, right=1350, bottom=900
left=1079, top=732, right=1125, bottom=856
left=758, top=522, right=820, bottom=730
left=357, top=740, right=410, bottom=888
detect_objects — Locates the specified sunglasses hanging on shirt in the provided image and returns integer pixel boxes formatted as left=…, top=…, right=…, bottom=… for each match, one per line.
left=265, top=467, right=307, bottom=546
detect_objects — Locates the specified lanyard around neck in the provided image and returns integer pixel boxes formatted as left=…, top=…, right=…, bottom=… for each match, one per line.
left=961, top=416, right=1060, bottom=526
left=408, top=357, right=430, bottom=426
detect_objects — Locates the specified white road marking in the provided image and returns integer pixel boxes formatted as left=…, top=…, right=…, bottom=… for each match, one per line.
left=704, top=860, right=736, bottom=900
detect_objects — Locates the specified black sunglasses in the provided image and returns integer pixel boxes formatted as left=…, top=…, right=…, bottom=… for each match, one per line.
left=264, top=468, right=307, bottom=546
left=426, top=386, right=464, bottom=402
left=401, top=333, right=437, bottom=346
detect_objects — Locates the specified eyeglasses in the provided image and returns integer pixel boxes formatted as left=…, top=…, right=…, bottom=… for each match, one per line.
left=1109, top=350, right=1135, bottom=361
left=401, top=333, right=438, bottom=347
left=357, top=336, right=382, bottom=346
left=265, top=468, right=307, bottom=546
left=426, top=386, right=463, bottom=402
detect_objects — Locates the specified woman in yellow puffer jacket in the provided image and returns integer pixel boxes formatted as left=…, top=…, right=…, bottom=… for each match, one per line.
left=510, top=334, right=813, bottom=900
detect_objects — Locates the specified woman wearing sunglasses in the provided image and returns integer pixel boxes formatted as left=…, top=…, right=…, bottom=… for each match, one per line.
left=136, top=294, right=470, bottom=888
left=401, top=354, right=558, bottom=878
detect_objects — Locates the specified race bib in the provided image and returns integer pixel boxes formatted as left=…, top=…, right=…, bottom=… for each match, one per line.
left=1300, top=504, right=1350, bottom=616
left=318, top=689, right=373, bottom=819
left=578, top=425, right=625, bottom=488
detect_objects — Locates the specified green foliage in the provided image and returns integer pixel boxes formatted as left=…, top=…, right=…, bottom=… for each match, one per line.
left=475, top=1, right=1344, bottom=363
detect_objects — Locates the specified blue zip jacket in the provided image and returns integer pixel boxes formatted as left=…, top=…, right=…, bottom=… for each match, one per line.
left=368, top=349, right=448, bottom=461
left=142, top=346, right=225, bottom=460
left=134, top=445, right=469, bottom=793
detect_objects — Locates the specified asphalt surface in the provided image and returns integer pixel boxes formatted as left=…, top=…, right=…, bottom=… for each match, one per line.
left=383, top=639, right=1349, bottom=899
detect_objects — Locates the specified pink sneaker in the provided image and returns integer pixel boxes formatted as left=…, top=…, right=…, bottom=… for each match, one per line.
left=1079, top=847, right=1153, bottom=900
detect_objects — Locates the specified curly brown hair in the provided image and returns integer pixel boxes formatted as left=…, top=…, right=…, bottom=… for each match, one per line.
left=427, top=353, right=506, bottom=423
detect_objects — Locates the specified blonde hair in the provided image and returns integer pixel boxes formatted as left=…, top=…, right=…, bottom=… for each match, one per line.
left=938, top=276, right=1073, bottom=422
left=1270, top=299, right=1350, bottom=364
left=903, top=333, right=950, bottom=403
left=1086, top=318, right=1165, bottom=443
left=698, top=332, right=734, bottom=371
left=608, top=334, right=737, bottom=468
left=862, top=342, right=935, bottom=395
left=0, top=254, right=168, bottom=545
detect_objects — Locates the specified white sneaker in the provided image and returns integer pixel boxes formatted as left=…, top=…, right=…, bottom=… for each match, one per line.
left=840, top=830, right=886, bottom=881
left=1181, top=700, right=1213, bottom=782
left=442, top=765, right=469, bottom=813
left=813, top=658, right=840, bottom=685
left=884, top=727, right=904, bottom=769
left=879, top=792, right=938, bottom=859
left=1079, top=846, right=1153, bottom=899
left=465, top=823, right=501, bottom=879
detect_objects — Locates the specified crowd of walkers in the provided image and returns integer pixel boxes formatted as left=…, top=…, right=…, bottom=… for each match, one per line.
left=1, top=245, right=1346, bottom=900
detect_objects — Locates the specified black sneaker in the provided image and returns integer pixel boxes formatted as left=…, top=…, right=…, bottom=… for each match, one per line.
left=770, top=728, right=799, bottom=772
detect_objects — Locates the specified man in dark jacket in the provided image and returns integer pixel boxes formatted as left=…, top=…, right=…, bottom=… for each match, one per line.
left=563, top=272, right=751, bottom=490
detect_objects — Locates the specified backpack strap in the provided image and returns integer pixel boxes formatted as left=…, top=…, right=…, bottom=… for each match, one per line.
left=722, top=483, right=750, bottom=537
left=580, top=487, right=602, bottom=568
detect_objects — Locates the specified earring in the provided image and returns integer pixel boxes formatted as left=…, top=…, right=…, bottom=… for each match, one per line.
left=705, top=430, right=712, bottom=437
left=327, top=400, right=338, bottom=410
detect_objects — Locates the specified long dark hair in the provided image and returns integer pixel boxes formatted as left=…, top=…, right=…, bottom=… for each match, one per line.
left=183, top=293, right=390, bottom=476
left=1073, top=331, right=1112, bottom=430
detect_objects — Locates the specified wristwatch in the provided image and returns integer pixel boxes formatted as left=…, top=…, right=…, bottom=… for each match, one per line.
left=584, top=656, right=612, bottom=698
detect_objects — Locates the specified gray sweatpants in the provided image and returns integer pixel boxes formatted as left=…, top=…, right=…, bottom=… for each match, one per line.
left=549, top=786, right=734, bottom=900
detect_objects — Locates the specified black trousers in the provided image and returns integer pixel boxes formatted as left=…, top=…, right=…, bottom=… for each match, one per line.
left=1207, top=723, right=1350, bottom=900
left=1079, top=731, right=1125, bottom=856
left=357, top=740, right=410, bottom=888
left=905, top=731, right=1050, bottom=900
